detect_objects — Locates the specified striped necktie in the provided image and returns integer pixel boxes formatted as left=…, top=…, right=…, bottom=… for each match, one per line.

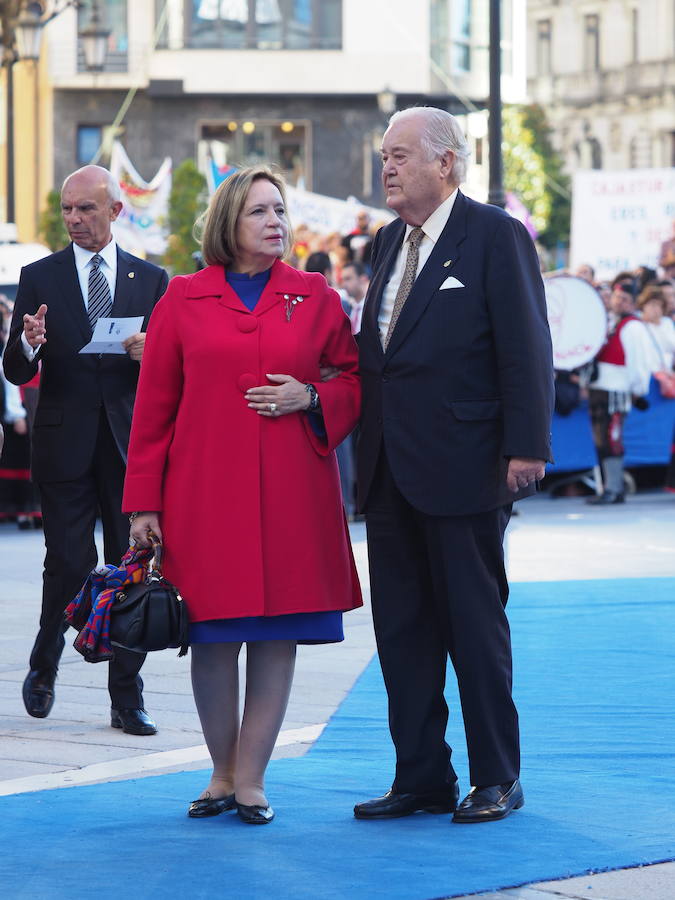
left=383, top=226, right=424, bottom=350
left=87, top=253, right=112, bottom=331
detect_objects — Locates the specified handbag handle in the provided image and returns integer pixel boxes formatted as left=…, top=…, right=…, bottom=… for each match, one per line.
left=148, top=530, right=164, bottom=575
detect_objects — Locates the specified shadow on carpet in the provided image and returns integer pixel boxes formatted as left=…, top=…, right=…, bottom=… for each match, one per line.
left=2, top=578, right=674, bottom=900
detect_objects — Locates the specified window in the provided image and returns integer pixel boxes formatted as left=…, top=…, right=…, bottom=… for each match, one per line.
left=452, top=0, right=472, bottom=72
left=167, top=0, right=342, bottom=50
left=77, top=126, right=102, bottom=165
left=584, top=14, right=600, bottom=72
left=631, top=7, right=638, bottom=63
left=430, top=0, right=449, bottom=74
left=78, top=0, right=128, bottom=72
left=474, top=136, right=483, bottom=167
left=198, top=120, right=309, bottom=188
left=536, top=19, right=551, bottom=76
left=629, top=134, right=652, bottom=169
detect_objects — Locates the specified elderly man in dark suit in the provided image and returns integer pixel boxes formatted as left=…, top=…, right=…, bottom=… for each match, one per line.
left=3, top=165, right=168, bottom=734
left=353, top=107, right=554, bottom=823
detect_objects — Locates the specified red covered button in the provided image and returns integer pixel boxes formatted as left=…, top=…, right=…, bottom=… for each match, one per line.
left=237, top=373, right=258, bottom=393
left=237, top=316, right=258, bottom=333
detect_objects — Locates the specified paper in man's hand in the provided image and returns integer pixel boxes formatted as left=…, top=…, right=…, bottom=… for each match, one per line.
left=79, top=316, right=144, bottom=354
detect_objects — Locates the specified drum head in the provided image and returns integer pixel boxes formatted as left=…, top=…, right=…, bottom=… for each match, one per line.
left=544, top=275, right=607, bottom=370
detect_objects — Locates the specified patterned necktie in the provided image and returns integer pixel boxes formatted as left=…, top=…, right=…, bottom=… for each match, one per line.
left=383, top=226, right=424, bottom=350
left=87, top=253, right=112, bottom=332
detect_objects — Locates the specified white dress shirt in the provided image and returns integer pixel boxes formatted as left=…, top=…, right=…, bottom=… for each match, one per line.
left=591, top=316, right=653, bottom=396
left=377, top=190, right=458, bottom=344
left=350, top=298, right=365, bottom=334
left=73, top=237, right=118, bottom=307
left=643, top=317, right=675, bottom=373
left=22, top=238, right=118, bottom=360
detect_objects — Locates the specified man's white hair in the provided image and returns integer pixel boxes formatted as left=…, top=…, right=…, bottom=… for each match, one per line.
left=62, top=165, right=121, bottom=204
left=388, top=107, right=471, bottom=184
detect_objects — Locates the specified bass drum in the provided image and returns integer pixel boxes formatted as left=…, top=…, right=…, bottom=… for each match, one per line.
left=544, top=275, right=607, bottom=371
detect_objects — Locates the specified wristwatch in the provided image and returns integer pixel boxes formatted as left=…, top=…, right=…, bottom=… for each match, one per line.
left=304, top=383, right=320, bottom=411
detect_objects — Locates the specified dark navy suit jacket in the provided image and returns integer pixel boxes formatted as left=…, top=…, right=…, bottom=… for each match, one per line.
left=357, top=190, right=554, bottom=516
left=3, top=244, right=168, bottom=483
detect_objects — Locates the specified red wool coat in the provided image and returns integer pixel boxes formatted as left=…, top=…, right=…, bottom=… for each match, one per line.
left=123, top=260, right=362, bottom=622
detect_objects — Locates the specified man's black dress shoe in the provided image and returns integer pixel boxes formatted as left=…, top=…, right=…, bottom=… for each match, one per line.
left=23, top=669, right=56, bottom=718
left=586, top=491, right=625, bottom=505
left=110, top=707, right=157, bottom=735
left=236, top=802, right=275, bottom=824
left=452, top=779, right=524, bottom=823
left=354, top=782, right=459, bottom=819
left=188, top=793, right=236, bottom=818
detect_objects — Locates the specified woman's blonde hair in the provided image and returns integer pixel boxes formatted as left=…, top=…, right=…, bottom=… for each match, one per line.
left=197, top=165, right=293, bottom=267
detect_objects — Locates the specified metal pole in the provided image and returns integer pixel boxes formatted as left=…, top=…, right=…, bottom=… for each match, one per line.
left=6, top=59, right=15, bottom=222
left=487, top=0, right=505, bottom=208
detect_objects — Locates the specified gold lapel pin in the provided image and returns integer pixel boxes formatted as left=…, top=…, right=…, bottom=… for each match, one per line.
left=443, top=259, right=453, bottom=267
left=128, top=272, right=135, bottom=279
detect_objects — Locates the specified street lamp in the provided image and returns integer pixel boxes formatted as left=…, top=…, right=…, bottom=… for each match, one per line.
left=1, top=0, right=109, bottom=223
left=15, top=3, right=45, bottom=61
left=377, top=86, right=396, bottom=118
left=78, top=0, right=108, bottom=71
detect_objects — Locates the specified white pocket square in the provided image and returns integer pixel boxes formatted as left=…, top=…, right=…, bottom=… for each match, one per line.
left=440, top=276, right=465, bottom=290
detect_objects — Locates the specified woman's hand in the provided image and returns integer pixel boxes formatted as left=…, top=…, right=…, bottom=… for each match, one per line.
left=129, top=512, right=162, bottom=547
left=245, top=374, right=312, bottom=417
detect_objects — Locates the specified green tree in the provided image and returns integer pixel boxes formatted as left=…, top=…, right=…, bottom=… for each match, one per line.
left=522, top=103, right=571, bottom=250
left=38, top=189, right=69, bottom=251
left=162, top=159, right=207, bottom=274
left=503, top=104, right=571, bottom=250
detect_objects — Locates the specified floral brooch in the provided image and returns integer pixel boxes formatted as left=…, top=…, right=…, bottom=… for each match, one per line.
left=283, top=294, right=304, bottom=322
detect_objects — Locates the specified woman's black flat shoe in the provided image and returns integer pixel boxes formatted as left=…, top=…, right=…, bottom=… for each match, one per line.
left=188, top=793, right=236, bottom=818
left=236, top=802, right=275, bottom=824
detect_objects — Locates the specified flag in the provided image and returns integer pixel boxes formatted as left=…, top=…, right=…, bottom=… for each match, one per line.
left=110, top=142, right=172, bottom=256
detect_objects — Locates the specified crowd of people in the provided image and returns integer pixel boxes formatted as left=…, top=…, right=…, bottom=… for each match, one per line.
left=566, top=260, right=675, bottom=501
left=0, top=103, right=671, bottom=834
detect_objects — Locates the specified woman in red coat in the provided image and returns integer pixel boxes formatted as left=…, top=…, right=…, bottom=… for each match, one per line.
left=124, top=166, right=361, bottom=825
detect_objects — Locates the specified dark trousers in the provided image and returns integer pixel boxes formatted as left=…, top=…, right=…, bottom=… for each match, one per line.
left=365, top=450, right=518, bottom=791
left=30, top=411, right=145, bottom=708
left=588, top=388, right=626, bottom=460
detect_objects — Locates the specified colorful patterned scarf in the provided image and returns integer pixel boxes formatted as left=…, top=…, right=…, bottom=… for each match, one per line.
left=65, top=544, right=155, bottom=663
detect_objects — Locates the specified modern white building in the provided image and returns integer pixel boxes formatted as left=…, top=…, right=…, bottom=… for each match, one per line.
left=40, top=0, right=526, bottom=207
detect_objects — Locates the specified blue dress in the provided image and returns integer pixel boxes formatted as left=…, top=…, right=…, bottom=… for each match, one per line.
left=189, top=269, right=344, bottom=646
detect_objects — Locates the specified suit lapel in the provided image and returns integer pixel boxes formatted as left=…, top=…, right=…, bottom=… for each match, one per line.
left=362, top=220, right=405, bottom=356
left=111, top=247, right=136, bottom=317
left=384, top=191, right=469, bottom=358
left=54, top=245, right=91, bottom=345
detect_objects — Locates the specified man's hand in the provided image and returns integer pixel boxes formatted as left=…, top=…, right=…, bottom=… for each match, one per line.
left=23, top=304, right=48, bottom=349
left=123, top=332, right=146, bottom=362
left=319, top=365, right=340, bottom=382
left=506, top=457, right=546, bottom=493
left=13, top=418, right=28, bottom=436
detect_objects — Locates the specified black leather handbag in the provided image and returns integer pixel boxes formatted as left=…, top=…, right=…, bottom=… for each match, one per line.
left=109, top=539, right=189, bottom=656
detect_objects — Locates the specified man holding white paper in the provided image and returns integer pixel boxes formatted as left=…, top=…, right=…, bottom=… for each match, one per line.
left=3, top=165, right=168, bottom=733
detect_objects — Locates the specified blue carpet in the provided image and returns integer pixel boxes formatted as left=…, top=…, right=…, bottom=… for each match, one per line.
left=2, top=578, right=674, bottom=899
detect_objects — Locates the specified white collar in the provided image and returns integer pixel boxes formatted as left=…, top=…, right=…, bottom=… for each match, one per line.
left=404, top=189, right=459, bottom=245
left=72, top=238, right=117, bottom=271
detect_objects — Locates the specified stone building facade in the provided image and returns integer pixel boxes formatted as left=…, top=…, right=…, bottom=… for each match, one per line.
left=527, top=0, right=675, bottom=173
